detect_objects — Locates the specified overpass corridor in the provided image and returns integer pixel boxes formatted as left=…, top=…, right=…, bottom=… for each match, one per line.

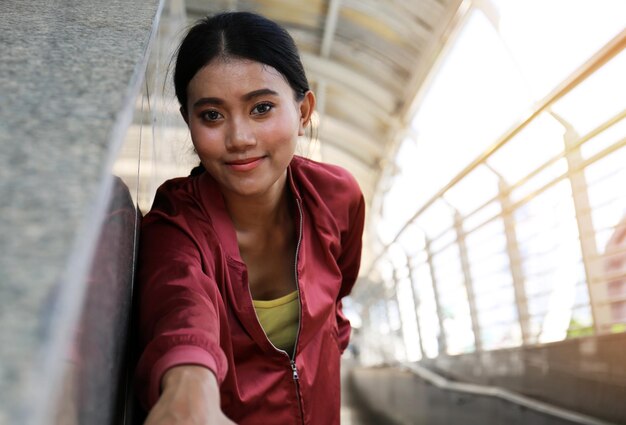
left=2, top=1, right=626, bottom=425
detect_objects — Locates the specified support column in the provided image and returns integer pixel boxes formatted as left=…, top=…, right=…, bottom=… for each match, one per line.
left=557, top=114, right=607, bottom=334
left=389, top=272, right=408, bottom=361
left=454, top=211, right=482, bottom=352
left=406, top=255, right=426, bottom=358
left=499, top=179, right=531, bottom=344
left=425, top=238, right=447, bottom=354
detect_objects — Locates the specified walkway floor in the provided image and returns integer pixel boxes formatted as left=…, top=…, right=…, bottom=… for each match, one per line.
left=340, top=358, right=396, bottom=425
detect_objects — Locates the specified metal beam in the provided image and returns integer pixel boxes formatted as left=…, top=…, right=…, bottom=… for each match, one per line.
left=407, top=255, right=427, bottom=359
left=316, top=0, right=342, bottom=125
left=498, top=178, right=531, bottom=344
left=454, top=211, right=482, bottom=352
left=318, top=115, right=384, bottom=157
left=425, top=237, right=447, bottom=355
left=301, top=52, right=397, bottom=113
left=554, top=112, right=607, bottom=334
left=320, top=0, right=342, bottom=57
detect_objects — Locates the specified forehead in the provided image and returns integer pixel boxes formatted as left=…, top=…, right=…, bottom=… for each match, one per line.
left=187, top=58, right=291, bottom=100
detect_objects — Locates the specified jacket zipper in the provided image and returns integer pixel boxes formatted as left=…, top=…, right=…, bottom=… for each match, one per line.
left=245, top=197, right=305, bottom=424
left=291, top=198, right=305, bottom=424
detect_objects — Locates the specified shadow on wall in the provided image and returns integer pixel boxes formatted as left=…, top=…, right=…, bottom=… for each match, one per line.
left=54, top=176, right=141, bottom=425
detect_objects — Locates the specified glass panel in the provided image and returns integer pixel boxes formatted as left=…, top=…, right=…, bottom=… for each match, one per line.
left=386, top=296, right=407, bottom=361
left=567, top=305, right=594, bottom=338
left=432, top=244, right=475, bottom=354
left=396, top=223, right=426, bottom=257
left=397, top=277, right=422, bottom=361
left=360, top=300, right=392, bottom=365
left=515, top=180, right=585, bottom=343
left=480, top=322, right=522, bottom=351
left=487, top=112, right=565, bottom=185
left=510, top=158, right=568, bottom=205
left=470, top=215, right=523, bottom=350
left=443, top=165, right=500, bottom=216
left=429, top=228, right=457, bottom=256
left=580, top=116, right=626, bottom=161
left=475, top=285, right=515, bottom=313
left=464, top=200, right=501, bottom=234
left=586, top=145, right=626, bottom=249
left=387, top=242, right=409, bottom=272
left=466, top=219, right=507, bottom=266
left=412, top=260, right=441, bottom=358
left=587, top=144, right=626, bottom=329
left=414, top=199, right=455, bottom=240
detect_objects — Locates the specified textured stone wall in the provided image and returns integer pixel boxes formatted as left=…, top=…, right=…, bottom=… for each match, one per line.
left=0, top=1, right=163, bottom=424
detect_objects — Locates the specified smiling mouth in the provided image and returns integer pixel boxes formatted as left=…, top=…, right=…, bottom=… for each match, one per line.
left=225, top=156, right=264, bottom=171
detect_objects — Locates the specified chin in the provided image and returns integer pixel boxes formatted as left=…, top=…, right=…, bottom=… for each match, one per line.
left=225, top=182, right=269, bottom=198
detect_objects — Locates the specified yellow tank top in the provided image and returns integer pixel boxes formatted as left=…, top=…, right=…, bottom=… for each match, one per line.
left=253, top=290, right=300, bottom=354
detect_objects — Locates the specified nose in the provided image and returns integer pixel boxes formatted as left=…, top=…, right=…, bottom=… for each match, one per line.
left=226, top=116, right=256, bottom=151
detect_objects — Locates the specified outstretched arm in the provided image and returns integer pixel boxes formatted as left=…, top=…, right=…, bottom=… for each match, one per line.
left=144, top=365, right=236, bottom=425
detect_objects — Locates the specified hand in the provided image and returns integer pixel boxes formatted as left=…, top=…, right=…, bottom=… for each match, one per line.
left=144, top=365, right=236, bottom=425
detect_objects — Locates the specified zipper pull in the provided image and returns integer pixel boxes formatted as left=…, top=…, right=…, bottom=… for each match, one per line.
left=290, top=360, right=299, bottom=381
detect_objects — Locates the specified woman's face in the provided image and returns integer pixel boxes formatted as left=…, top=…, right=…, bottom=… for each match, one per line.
left=184, top=58, right=314, bottom=200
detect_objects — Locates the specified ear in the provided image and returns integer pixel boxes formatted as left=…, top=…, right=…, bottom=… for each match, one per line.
left=298, top=91, right=316, bottom=136
left=180, top=106, right=190, bottom=126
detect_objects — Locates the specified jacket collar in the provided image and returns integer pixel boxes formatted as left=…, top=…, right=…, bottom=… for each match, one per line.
left=196, top=158, right=303, bottom=263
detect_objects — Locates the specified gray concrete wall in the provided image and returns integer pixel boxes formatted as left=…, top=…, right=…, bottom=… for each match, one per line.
left=350, top=365, right=601, bottom=425
left=421, top=333, right=626, bottom=424
left=0, top=1, right=163, bottom=424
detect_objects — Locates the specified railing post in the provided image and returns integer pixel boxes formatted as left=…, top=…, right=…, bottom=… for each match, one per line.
left=454, top=211, right=482, bottom=351
left=557, top=114, right=607, bottom=334
left=498, top=179, right=531, bottom=344
left=406, top=255, right=426, bottom=359
left=425, top=238, right=448, bottom=354
left=379, top=259, right=402, bottom=361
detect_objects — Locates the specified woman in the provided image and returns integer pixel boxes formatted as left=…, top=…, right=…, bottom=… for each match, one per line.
left=135, top=12, right=365, bottom=424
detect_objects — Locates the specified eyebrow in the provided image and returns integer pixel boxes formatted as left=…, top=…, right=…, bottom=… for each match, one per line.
left=192, top=88, right=279, bottom=109
left=243, top=88, right=279, bottom=101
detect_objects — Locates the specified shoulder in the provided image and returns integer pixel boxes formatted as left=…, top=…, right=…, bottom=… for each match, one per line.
left=142, top=175, right=210, bottom=230
left=290, top=156, right=362, bottom=201
left=139, top=175, right=220, bottom=261
left=290, top=156, right=365, bottom=233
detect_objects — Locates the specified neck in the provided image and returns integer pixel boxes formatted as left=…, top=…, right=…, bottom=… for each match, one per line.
left=222, top=172, right=291, bottom=231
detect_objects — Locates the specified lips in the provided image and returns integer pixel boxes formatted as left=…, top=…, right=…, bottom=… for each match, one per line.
left=225, top=156, right=264, bottom=172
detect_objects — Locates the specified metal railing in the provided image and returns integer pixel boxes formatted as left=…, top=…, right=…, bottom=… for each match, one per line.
left=358, top=27, right=626, bottom=361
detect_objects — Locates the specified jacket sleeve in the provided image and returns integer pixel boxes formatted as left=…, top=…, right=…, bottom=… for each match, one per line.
left=335, top=183, right=366, bottom=353
left=133, top=199, right=228, bottom=411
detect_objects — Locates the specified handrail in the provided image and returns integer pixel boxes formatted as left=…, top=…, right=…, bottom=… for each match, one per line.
left=368, top=27, right=626, bottom=274
left=426, top=131, right=626, bottom=259
left=400, top=362, right=618, bottom=425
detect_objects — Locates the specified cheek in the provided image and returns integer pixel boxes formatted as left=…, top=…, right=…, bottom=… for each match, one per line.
left=190, top=125, right=222, bottom=154
left=260, top=113, right=300, bottom=144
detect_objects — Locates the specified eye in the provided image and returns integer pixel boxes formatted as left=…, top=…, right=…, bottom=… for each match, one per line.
left=201, top=110, right=222, bottom=122
left=251, top=102, right=273, bottom=115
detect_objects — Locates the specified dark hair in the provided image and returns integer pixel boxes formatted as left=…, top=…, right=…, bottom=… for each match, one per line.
left=174, top=11, right=310, bottom=112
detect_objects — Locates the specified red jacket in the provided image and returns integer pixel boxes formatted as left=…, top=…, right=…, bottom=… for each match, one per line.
left=135, top=156, right=365, bottom=424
